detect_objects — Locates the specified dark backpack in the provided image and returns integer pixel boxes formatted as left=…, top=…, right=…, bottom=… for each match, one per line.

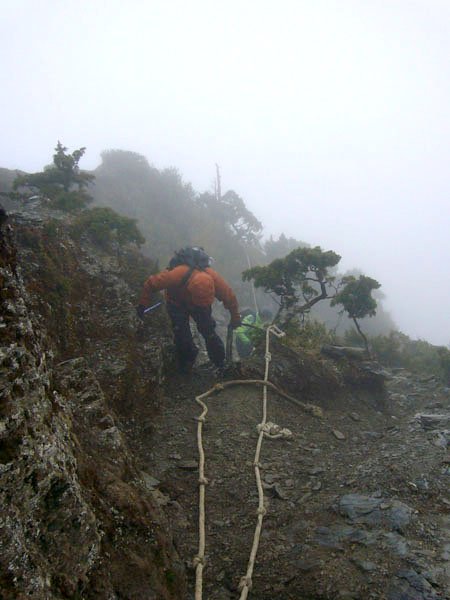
left=169, top=247, right=211, bottom=287
left=169, top=247, right=211, bottom=270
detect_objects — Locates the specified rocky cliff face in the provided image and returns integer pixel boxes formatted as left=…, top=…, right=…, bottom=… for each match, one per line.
left=0, top=204, right=186, bottom=599
left=4, top=199, right=450, bottom=600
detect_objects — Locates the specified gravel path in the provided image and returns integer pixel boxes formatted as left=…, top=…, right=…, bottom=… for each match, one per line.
left=125, top=363, right=450, bottom=599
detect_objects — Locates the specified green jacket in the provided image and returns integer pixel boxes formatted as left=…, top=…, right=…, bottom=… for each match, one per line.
left=234, top=313, right=263, bottom=351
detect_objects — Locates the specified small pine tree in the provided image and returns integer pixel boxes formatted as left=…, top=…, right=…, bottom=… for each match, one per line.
left=331, top=275, right=381, bottom=354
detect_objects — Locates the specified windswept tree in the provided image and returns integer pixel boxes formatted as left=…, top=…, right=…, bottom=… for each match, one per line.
left=331, top=275, right=381, bottom=354
left=13, top=142, right=94, bottom=211
left=197, top=190, right=263, bottom=246
left=243, top=246, right=341, bottom=325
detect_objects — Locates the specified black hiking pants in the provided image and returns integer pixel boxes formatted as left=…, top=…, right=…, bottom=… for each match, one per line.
left=166, top=303, right=225, bottom=370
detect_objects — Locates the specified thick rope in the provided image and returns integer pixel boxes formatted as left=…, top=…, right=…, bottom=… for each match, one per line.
left=193, top=327, right=323, bottom=599
left=194, top=391, right=209, bottom=599
left=237, top=325, right=284, bottom=599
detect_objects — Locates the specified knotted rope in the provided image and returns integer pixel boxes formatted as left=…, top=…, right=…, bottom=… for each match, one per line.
left=193, top=325, right=323, bottom=599
left=237, top=324, right=285, bottom=600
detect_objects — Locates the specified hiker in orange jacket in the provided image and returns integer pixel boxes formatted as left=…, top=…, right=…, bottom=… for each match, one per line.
left=137, top=247, right=241, bottom=373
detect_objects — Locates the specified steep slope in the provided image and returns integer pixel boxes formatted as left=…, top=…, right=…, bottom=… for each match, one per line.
left=0, top=204, right=186, bottom=598
left=2, top=198, right=449, bottom=599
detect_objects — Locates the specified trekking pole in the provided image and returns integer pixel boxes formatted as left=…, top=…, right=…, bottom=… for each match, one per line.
left=225, top=324, right=234, bottom=364
left=243, top=247, right=259, bottom=315
left=144, top=301, right=163, bottom=314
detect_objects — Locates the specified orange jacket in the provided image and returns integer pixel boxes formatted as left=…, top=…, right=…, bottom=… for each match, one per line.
left=139, top=265, right=240, bottom=321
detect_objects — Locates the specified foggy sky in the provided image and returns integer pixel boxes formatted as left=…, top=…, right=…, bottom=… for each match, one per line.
left=1, top=0, right=449, bottom=345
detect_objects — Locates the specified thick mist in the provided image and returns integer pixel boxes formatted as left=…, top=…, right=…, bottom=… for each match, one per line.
left=1, top=0, right=449, bottom=345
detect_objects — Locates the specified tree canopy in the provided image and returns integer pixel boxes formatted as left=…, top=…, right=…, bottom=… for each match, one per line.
left=331, top=274, right=381, bottom=352
left=197, top=190, right=263, bottom=246
left=243, top=246, right=341, bottom=324
left=331, top=275, right=380, bottom=320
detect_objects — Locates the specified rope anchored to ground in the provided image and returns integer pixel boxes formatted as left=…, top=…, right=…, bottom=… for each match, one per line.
left=193, top=325, right=323, bottom=599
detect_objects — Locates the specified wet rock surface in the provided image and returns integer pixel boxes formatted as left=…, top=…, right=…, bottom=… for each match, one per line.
left=0, top=209, right=185, bottom=598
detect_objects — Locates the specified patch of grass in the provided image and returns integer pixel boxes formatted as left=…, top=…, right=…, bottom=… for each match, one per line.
left=283, top=319, right=337, bottom=353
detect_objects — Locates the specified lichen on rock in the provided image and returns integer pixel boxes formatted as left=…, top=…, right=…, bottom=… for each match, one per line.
left=0, top=205, right=185, bottom=599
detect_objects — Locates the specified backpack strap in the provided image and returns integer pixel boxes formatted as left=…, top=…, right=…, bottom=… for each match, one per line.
left=178, top=265, right=195, bottom=288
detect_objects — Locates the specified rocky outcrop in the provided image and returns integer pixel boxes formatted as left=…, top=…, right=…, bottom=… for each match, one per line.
left=240, top=337, right=387, bottom=412
left=0, top=208, right=185, bottom=598
left=321, top=344, right=369, bottom=361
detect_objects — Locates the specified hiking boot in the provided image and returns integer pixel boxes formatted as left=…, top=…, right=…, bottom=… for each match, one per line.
left=179, top=361, right=194, bottom=376
left=214, top=366, right=225, bottom=379
left=217, top=363, right=242, bottom=379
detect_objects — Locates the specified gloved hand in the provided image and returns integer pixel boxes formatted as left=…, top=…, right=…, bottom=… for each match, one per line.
left=136, top=304, right=146, bottom=320
left=230, top=315, right=242, bottom=329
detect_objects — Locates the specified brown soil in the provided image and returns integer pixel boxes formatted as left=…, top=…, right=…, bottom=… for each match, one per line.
left=122, top=355, right=450, bottom=600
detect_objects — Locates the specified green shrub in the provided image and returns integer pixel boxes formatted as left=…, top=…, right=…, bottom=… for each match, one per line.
left=368, top=331, right=402, bottom=365
left=42, top=219, right=59, bottom=241
left=49, top=190, right=92, bottom=212
left=284, top=318, right=337, bottom=353
left=72, top=207, right=145, bottom=248
left=437, top=347, right=450, bottom=384
left=369, top=330, right=450, bottom=382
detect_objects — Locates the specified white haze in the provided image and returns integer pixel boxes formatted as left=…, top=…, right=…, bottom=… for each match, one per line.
left=1, top=0, right=449, bottom=345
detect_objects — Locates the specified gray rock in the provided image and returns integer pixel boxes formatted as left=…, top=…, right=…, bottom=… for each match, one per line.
left=141, top=472, right=160, bottom=491
left=432, top=431, right=450, bottom=448
left=314, top=526, right=346, bottom=549
left=264, top=482, right=289, bottom=500
left=98, top=426, right=123, bottom=449
left=339, top=494, right=382, bottom=519
left=388, top=569, right=439, bottom=599
left=382, top=532, right=409, bottom=557
left=351, top=558, right=377, bottom=572
left=294, top=559, right=320, bottom=572
left=416, top=412, right=450, bottom=430
left=308, top=466, right=325, bottom=475
left=339, top=494, right=414, bottom=530
left=314, top=525, right=371, bottom=549
left=321, top=345, right=368, bottom=360
left=177, top=460, right=198, bottom=470
left=441, top=543, right=450, bottom=561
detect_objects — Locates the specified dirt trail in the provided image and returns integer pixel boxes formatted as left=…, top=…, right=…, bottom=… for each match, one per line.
left=124, top=359, right=450, bottom=600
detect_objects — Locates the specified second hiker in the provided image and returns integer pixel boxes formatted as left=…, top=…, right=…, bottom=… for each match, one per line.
left=137, top=247, right=241, bottom=373
left=235, top=308, right=273, bottom=359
